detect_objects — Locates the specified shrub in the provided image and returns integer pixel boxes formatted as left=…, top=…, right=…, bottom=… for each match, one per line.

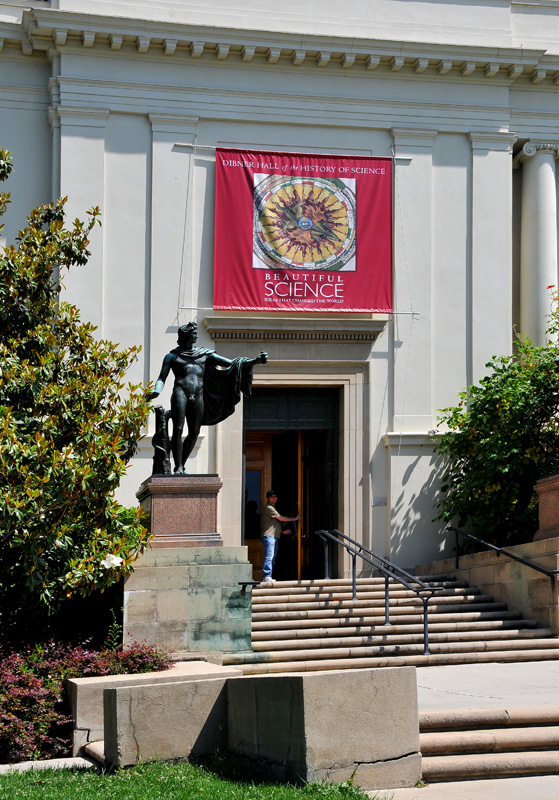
left=0, top=640, right=172, bottom=763
left=0, top=148, right=153, bottom=628
left=436, top=298, right=559, bottom=545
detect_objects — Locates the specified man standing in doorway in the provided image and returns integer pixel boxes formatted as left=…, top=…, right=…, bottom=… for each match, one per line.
left=260, top=490, right=301, bottom=584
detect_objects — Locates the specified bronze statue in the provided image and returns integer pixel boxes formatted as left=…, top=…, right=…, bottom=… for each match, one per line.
left=148, top=322, right=267, bottom=474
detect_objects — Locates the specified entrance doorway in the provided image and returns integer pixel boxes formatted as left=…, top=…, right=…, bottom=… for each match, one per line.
left=243, top=388, right=339, bottom=581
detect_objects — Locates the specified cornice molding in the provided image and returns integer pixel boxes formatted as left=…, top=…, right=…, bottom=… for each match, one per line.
left=45, top=75, right=513, bottom=135
left=203, top=315, right=387, bottom=343
left=2, top=8, right=557, bottom=89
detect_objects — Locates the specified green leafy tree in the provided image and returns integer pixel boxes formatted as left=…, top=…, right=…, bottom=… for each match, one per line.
left=0, top=149, right=152, bottom=620
left=436, top=304, right=559, bottom=545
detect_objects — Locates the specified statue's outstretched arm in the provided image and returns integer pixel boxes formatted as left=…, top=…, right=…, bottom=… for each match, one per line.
left=147, top=353, right=175, bottom=399
left=210, top=351, right=268, bottom=368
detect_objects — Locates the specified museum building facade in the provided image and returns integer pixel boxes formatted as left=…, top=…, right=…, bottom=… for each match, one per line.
left=2, top=0, right=559, bottom=576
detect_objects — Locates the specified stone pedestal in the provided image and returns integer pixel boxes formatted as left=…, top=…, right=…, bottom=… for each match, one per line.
left=534, top=473, right=559, bottom=541
left=136, top=474, right=223, bottom=547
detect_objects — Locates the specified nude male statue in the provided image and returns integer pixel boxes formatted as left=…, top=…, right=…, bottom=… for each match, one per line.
left=148, top=322, right=267, bottom=474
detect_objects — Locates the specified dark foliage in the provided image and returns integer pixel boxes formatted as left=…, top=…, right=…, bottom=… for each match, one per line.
left=0, top=639, right=172, bottom=763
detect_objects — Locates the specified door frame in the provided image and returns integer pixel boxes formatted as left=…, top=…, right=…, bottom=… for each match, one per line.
left=215, top=367, right=373, bottom=581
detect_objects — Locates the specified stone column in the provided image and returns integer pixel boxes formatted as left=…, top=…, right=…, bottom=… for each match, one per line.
left=517, top=141, right=559, bottom=345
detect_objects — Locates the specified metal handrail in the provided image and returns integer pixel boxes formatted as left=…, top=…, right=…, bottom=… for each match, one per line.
left=448, top=526, right=559, bottom=583
left=316, top=528, right=445, bottom=655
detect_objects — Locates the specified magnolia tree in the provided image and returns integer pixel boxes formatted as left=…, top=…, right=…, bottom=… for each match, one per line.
left=436, top=300, right=559, bottom=546
left=0, top=149, right=152, bottom=623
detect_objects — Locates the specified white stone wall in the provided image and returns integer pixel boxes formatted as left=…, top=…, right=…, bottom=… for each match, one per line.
left=2, top=1, right=559, bottom=567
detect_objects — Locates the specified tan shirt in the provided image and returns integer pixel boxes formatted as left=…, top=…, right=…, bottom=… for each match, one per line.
left=260, top=503, right=281, bottom=539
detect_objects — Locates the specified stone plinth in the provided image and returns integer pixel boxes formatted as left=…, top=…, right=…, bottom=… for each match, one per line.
left=534, top=473, right=559, bottom=541
left=123, top=546, right=253, bottom=654
left=227, top=668, right=421, bottom=789
left=136, top=474, right=223, bottom=547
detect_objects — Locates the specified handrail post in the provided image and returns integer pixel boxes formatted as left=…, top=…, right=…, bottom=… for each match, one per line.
left=455, top=529, right=459, bottom=570
left=323, top=536, right=330, bottom=579
left=384, top=574, right=390, bottom=625
left=423, top=597, right=430, bottom=655
left=352, top=554, right=357, bottom=601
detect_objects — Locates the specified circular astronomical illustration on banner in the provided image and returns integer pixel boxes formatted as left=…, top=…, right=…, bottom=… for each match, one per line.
left=252, top=174, right=356, bottom=271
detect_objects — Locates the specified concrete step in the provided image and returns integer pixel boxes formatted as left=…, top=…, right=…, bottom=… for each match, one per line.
left=252, top=619, right=539, bottom=641
left=252, top=576, right=461, bottom=592
left=251, top=627, right=555, bottom=651
left=252, top=599, right=508, bottom=619
left=252, top=610, right=522, bottom=632
left=228, top=638, right=559, bottom=665
left=419, top=706, right=559, bottom=730
left=419, top=706, right=559, bottom=782
left=421, top=725, right=559, bottom=754
left=252, top=585, right=474, bottom=602
left=226, top=648, right=559, bottom=673
left=421, top=750, right=559, bottom=780
left=239, top=576, right=559, bottom=678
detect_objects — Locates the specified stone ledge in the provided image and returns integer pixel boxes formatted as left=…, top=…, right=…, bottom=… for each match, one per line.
left=67, top=661, right=242, bottom=755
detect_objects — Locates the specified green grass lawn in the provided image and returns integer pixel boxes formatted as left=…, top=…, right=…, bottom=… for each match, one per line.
left=0, top=759, right=385, bottom=800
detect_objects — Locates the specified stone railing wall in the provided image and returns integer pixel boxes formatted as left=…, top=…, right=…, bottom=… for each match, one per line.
left=417, top=536, right=559, bottom=635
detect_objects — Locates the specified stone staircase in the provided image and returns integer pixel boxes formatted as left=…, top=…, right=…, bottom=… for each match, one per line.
left=420, top=706, right=559, bottom=781
left=223, top=575, right=559, bottom=674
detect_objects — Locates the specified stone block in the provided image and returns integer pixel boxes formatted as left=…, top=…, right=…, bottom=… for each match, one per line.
left=131, top=546, right=249, bottom=568
left=104, top=677, right=229, bottom=767
left=154, top=587, right=217, bottom=621
left=190, top=617, right=251, bottom=652
left=149, top=622, right=190, bottom=653
left=189, top=563, right=252, bottom=588
left=123, top=591, right=157, bottom=623
left=227, top=667, right=420, bottom=790
left=123, top=546, right=253, bottom=653
left=68, top=662, right=241, bottom=755
left=125, top=566, right=192, bottom=592
left=222, top=586, right=251, bottom=618
left=528, top=577, right=553, bottom=610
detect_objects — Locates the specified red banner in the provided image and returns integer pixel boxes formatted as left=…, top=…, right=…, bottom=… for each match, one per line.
left=213, top=149, right=392, bottom=313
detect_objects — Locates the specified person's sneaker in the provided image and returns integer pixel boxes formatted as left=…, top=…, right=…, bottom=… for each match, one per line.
left=261, top=576, right=274, bottom=584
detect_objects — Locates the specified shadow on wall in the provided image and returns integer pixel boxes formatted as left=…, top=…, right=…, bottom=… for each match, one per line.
left=389, top=446, right=453, bottom=570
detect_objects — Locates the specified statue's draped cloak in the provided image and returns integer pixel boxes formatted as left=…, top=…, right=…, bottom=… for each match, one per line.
left=174, top=348, right=254, bottom=426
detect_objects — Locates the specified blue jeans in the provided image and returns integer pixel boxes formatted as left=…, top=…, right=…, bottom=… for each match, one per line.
left=262, top=536, right=279, bottom=579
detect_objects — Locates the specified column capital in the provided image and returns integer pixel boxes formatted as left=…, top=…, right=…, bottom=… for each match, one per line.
left=514, top=141, right=559, bottom=168
left=391, top=128, right=438, bottom=152
left=468, top=131, right=517, bottom=153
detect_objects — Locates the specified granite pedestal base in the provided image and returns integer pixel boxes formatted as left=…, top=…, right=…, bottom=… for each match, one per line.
left=123, top=547, right=253, bottom=654
left=136, top=474, right=223, bottom=547
left=534, top=473, right=559, bottom=541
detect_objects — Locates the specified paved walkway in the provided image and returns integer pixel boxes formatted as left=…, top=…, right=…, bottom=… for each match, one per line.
left=373, top=660, right=559, bottom=800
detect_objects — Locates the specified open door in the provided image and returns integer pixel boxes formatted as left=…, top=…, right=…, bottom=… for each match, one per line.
left=243, top=388, right=339, bottom=581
